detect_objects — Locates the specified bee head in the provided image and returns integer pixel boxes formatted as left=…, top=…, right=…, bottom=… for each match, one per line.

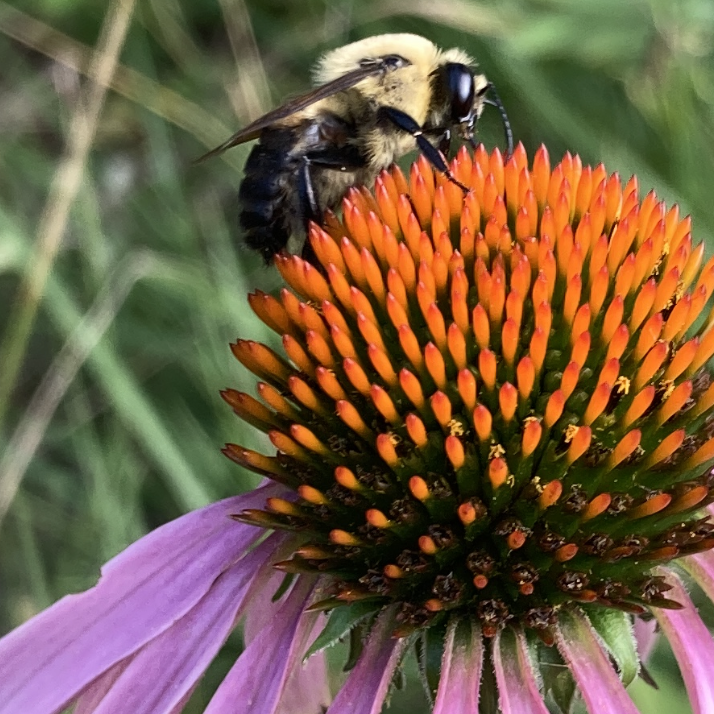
left=439, top=62, right=513, bottom=156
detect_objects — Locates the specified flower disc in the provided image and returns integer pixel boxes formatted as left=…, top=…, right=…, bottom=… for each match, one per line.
left=226, top=144, right=714, bottom=641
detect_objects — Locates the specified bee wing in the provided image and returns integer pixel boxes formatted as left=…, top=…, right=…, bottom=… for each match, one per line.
left=196, top=61, right=405, bottom=162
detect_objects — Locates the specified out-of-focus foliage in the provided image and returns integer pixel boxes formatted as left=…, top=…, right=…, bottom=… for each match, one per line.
left=1, top=0, right=711, bottom=711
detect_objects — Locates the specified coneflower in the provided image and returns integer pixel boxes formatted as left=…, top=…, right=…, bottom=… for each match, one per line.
left=3, top=144, right=714, bottom=714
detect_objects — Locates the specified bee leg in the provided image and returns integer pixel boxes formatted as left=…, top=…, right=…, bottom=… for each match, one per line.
left=298, top=157, right=322, bottom=223
left=298, top=147, right=367, bottom=227
left=438, top=129, right=452, bottom=157
left=379, top=107, right=469, bottom=192
left=298, top=147, right=368, bottom=261
left=423, top=127, right=452, bottom=157
left=304, top=147, right=367, bottom=176
left=295, top=156, right=323, bottom=263
left=423, top=127, right=452, bottom=156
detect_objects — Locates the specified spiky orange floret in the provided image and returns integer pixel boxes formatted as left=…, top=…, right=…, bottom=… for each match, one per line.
left=227, top=144, right=714, bottom=637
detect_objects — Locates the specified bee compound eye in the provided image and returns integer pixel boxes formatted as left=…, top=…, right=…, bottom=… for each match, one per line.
left=445, top=63, right=476, bottom=123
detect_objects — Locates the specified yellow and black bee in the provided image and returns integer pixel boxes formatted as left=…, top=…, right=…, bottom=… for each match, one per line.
left=200, top=33, right=512, bottom=261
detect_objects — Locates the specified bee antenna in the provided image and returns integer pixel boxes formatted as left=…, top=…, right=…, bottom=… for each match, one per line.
left=485, top=84, right=513, bottom=158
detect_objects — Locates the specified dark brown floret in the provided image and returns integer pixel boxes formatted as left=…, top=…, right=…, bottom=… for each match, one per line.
left=397, top=550, right=431, bottom=574
left=562, top=485, right=589, bottom=514
left=466, top=551, right=496, bottom=575
left=524, top=606, right=558, bottom=629
left=558, top=571, right=590, bottom=593
left=432, top=573, right=466, bottom=603
left=581, top=534, right=614, bottom=556
left=607, top=493, right=635, bottom=514
left=538, top=531, right=567, bottom=553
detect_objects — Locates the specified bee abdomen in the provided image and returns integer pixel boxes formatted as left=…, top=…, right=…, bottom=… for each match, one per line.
left=239, top=128, right=300, bottom=262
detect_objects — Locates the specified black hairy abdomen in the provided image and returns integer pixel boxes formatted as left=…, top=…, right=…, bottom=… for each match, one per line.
left=238, top=128, right=300, bottom=263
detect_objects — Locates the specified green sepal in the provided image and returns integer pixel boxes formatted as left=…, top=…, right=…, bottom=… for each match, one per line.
left=392, top=665, right=406, bottom=690
left=478, top=644, right=500, bottom=714
left=585, top=607, right=639, bottom=686
left=384, top=632, right=417, bottom=712
left=546, top=670, right=577, bottom=714
left=304, top=600, right=378, bottom=661
left=271, top=572, right=295, bottom=602
left=537, top=639, right=578, bottom=714
left=344, top=623, right=368, bottom=672
left=415, top=623, right=445, bottom=704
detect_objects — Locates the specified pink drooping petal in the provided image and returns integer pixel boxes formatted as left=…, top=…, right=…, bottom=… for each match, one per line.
left=241, top=556, right=297, bottom=645
left=166, top=691, right=196, bottom=714
left=555, top=609, right=640, bottom=714
left=0, top=483, right=285, bottom=714
left=72, top=534, right=288, bottom=714
left=275, top=613, right=331, bottom=714
left=653, top=571, right=714, bottom=714
left=493, top=628, right=549, bottom=714
left=240, top=567, right=332, bottom=714
left=432, top=619, right=483, bottom=714
left=632, top=617, right=658, bottom=663
left=684, top=549, right=714, bottom=604
left=326, top=608, right=406, bottom=714
left=204, top=575, right=319, bottom=714
left=73, top=660, right=134, bottom=714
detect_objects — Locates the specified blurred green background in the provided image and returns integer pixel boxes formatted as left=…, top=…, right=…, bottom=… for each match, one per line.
left=1, top=0, right=713, bottom=711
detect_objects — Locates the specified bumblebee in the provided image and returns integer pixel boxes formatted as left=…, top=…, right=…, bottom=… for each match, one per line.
left=200, top=33, right=512, bottom=262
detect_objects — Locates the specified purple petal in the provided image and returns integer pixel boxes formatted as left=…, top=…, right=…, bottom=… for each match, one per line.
left=204, top=575, right=319, bottom=714
left=73, top=534, right=288, bottom=714
left=166, top=691, right=196, bottom=714
left=555, top=609, right=640, bottom=714
left=683, top=549, right=714, bottom=604
left=241, top=561, right=295, bottom=645
left=73, top=660, right=133, bottom=714
left=275, top=613, right=331, bottom=714
left=326, top=607, right=406, bottom=714
left=0, top=483, right=285, bottom=714
left=653, top=570, right=714, bottom=714
left=432, top=619, right=482, bottom=714
left=493, top=628, right=549, bottom=714
left=239, top=558, right=332, bottom=714
left=632, top=617, right=658, bottom=663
